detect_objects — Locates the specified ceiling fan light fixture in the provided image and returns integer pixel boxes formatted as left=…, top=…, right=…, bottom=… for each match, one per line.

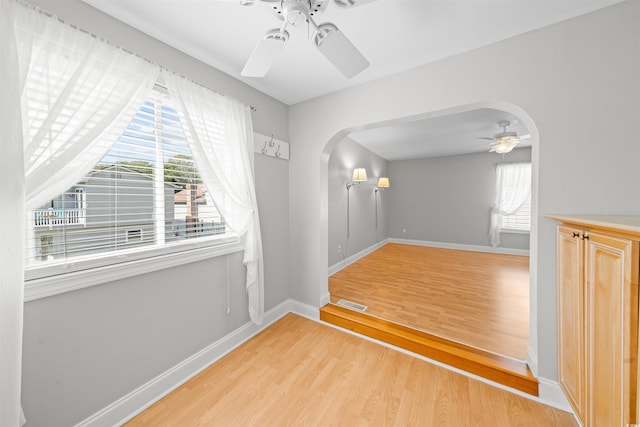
left=491, top=137, right=519, bottom=154
left=241, top=28, right=289, bottom=77
left=313, top=23, right=369, bottom=78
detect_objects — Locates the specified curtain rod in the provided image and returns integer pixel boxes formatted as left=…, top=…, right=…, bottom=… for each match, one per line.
left=18, top=0, right=258, bottom=112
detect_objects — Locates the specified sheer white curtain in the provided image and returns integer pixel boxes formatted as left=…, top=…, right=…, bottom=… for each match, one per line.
left=0, top=1, right=158, bottom=425
left=1, top=0, right=27, bottom=425
left=490, top=162, right=531, bottom=247
left=17, top=4, right=159, bottom=210
left=164, top=72, right=264, bottom=325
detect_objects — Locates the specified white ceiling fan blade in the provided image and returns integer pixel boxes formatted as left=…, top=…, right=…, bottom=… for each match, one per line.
left=478, top=137, right=495, bottom=141
left=313, top=23, right=369, bottom=78
left=519, top=133, right=531, bottom=140
left=333, top=0, right=378, bottom=8
left=241, top=29, right=289, bottom=78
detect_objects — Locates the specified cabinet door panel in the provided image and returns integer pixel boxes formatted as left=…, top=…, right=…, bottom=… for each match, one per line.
left=557, top=226, right=585, bottom=419
left=586, top=232, right=636, bottom=426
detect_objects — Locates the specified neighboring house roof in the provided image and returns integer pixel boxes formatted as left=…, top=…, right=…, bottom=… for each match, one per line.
left=174, top=184, right=207, bottom=204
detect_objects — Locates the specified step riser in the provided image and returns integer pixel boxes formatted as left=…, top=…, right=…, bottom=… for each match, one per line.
left=320, top=306, right=538, bottom=396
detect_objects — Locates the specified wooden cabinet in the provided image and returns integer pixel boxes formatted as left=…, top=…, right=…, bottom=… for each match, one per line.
left=550, top=216, right=640, bottom=427
left=557, top=225, right=585, bottom=419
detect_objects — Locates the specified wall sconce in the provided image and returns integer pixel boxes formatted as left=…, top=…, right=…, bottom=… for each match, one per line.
left=346, top=168, right=367, bottom=190
left=375, top=177, right=390, bottom=193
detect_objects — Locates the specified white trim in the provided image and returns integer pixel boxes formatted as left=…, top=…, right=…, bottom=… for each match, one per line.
left=289, top=299, right=320, bottom=321
left=388, top=238, right=530, bottom=256
left=328, top=239, right=390, bottom=276
left=500, top=228, right=530, bottom=235
left=319, top=291, right=331, bottom=308
left=74, top=299, right=294, bottom=427
left=319, top=319, right=573, bottom=413
left=25, top=241, right=243, bottom=301
left=526, top=345, right=539, bottom=378
left=537, top=377, right=575, bottom=414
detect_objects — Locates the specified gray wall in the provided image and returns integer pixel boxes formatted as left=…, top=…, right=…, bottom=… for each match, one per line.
left=388, top=148, right=531, bottom=250
left=287, top=0, right=640, bottom=386
left=327, top=138, right=389, bottom=267
left=21, top=1, right=290, bottom=426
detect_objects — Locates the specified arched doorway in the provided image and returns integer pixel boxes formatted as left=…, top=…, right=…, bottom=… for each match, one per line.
left=319, top=101, right=540, bottom=374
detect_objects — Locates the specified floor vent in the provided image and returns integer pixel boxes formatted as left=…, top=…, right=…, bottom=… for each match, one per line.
left=336, top=299, right=368, bottom=312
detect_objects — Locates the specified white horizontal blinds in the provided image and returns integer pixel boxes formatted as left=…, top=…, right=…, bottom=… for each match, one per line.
left=25, top=89, right=225, bottom=266
left=499, top=162, right=531, bottom=232
left=502, top=193, right=531, bottom=231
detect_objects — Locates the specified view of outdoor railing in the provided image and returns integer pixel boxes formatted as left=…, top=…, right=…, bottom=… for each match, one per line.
left=33, top=208, right=87, bottom=227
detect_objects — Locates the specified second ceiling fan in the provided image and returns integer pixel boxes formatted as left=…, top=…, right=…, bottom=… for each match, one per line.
left=238, top=0, right=374, bottom=78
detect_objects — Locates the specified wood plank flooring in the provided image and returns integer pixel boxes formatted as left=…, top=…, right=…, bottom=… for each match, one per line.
left=125, top=314, right=574, bottom=426
left=329, top=243, right=529, bottom=360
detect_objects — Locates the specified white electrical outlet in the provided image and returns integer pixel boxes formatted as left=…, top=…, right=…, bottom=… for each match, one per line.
left=402, top=228, right=407, bottom=234
left=337, top=244, right=342, bottom=253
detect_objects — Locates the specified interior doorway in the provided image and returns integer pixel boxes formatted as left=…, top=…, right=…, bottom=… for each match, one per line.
left=325, top=105, right=535, bottom=363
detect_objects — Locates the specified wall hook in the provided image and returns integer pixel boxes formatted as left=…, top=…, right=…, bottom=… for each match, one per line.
left=275, top=144, right=281, bottom=158
left=261, top=139, right=268, bottom=154
left=268, top=134, right=275, bottom=147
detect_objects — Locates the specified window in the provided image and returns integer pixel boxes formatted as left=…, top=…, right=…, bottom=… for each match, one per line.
left=496, top=162, right=532, bottom=233
left=501, top=192, right=531, bottom=232
left=25, top=89, right=233, bottom=279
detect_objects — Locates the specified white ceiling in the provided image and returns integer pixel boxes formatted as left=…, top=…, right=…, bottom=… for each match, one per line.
left=82, top=0, right=624, bottom=106
left=80, top=0, right=623, bottom=160
left=349, top=108, right=530, bottom=161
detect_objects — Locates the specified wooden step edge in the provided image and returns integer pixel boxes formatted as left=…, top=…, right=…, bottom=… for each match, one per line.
left=320, top=303, right=538, bottom=396
left=321, top=304, right=529, bottom=377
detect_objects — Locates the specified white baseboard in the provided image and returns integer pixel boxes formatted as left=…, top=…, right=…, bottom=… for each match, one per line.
left=74, top=299, right=295, bottom=427
left=319, top=292, right=330, bottom=307
left=389, top=238, right=529, bottom=256
left=328, top=239, right=389, bottom=276
left=538, top=377, right=574, bottom=413
left=290, top=299, right=320, bottom=321
left=526, top=346, right=538, bottom=378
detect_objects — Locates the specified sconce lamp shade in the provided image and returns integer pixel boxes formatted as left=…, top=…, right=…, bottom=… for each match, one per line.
left=377, top=177, right=390, bottom=188
left=352, top=168, right=368, bottom=182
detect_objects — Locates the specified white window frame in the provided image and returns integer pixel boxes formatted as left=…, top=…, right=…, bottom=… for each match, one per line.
left=24, top=235, right=243, bottom=301
left=23, top=87, right=246, bottom=301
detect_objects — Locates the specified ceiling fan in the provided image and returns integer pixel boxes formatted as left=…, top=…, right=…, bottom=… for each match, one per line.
left=479, top=120, right=530, bottom=154
left=237, top=0, right=374, bottom=78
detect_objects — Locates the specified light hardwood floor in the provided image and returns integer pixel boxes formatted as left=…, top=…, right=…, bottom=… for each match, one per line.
left=329, top=243, right=529, bottom=360
left=126, top=314, right=573, bottom=426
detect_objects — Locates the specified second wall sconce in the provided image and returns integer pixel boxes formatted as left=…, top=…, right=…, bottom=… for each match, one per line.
left=346, top=167, right=368, bottom=190
left=375, top=177, right=390, bottom=193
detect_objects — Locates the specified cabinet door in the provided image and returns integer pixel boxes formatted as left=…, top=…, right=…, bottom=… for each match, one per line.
left=557, top=226, right=585, bottom=420
left=586, top=231, right=638, bottom=426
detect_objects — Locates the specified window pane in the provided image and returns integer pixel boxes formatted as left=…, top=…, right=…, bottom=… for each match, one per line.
left=498, top=162, right=531, bottom=232
left=25, top=90, right=227, bottom=267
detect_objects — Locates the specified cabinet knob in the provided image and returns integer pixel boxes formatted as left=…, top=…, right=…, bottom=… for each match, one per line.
left=572, top=232, right=580, bottom=238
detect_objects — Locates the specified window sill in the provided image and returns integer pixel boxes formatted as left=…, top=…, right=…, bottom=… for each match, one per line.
left=500, top=229, right=530, bottom=235
left=24, top=237, right=243, bottom=302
